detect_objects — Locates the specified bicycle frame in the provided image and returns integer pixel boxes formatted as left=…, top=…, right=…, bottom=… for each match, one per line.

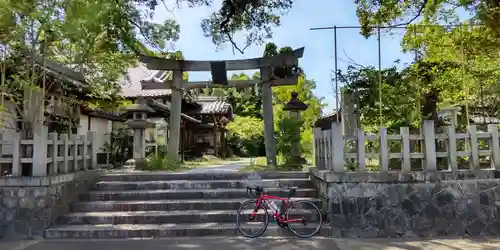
left=252, top=193, right=303, bottom=224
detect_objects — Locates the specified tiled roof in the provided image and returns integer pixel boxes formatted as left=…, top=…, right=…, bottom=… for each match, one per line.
left=194, top=97, right=232, bottom=115
left=119, top=63, right=172, bottom=98
left=118, top=64, right=233, bottom=116
left=199, top=100, right=231, bottom=114
left=80, top=106, right=126, bottom=121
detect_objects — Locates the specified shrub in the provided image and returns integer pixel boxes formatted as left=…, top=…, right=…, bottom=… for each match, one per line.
left=138, top=152, right=183, bottom=171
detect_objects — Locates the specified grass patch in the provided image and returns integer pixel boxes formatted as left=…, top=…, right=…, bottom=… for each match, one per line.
left=135, top=153, right=187, bottom=172
left=238, top=163, right=270, bottom=172
left=238, top=157, right=306, bottom=172
left=253, top=157, right=267, bottom=166
left=183, top=155, right=243, bottom=168
left=134, top=154, right=246, bottom=172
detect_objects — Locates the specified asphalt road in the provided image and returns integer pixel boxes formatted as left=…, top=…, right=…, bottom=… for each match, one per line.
left=4, top=237, right=500, bottom=250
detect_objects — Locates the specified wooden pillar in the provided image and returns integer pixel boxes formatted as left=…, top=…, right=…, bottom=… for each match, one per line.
left=260, top=67, right=277, bottom=168
left=213, top=115, right=218, bottom=157
left=153, top=123, right=158, bottom=155
left=221, top=130, right=226, bottom=158
left=180, top=127, right=184, bottom=162
left=168, top=70, right=183, bottom=161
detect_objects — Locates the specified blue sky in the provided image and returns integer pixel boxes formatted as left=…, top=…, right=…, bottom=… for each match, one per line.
left=153, top=0, right=414, bottom=113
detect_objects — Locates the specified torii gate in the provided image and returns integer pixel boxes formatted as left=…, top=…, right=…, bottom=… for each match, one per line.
left=138, top=48, right=304, bottom=168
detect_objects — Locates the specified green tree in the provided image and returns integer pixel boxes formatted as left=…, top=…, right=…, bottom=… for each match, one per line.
left=355, top=0, right=500, bottom=38
left=224, top=73, right=263, bottom=118
left=226, top=115, right=265, bottom=157
left=0, top=0, right=298, bottom=112
left=337, top=65, right=421, bottom=132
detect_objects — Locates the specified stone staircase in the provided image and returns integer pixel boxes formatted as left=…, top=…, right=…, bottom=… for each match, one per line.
left=44, top=171, right=326, bottom=239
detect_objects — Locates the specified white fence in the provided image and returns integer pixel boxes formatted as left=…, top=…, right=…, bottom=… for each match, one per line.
left=313, top=120, right=500, bottom=172
left=0, top=126, right=97, bottom=177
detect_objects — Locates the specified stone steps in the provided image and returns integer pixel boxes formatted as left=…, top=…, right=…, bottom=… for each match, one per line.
left=94, top=178, right=314, bottom=190
left=71, top=198, right=322, bottom=212
left=100, top=172, right=309, bottom=182
left=44, top=223, right=331, bottom=239
left=45, top=171, right=323, bottom=239
left=58, top=209, right=322, bottom=225
left=79, top=188, right=318, bottom=201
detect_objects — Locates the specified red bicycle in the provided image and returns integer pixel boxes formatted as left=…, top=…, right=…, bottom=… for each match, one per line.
left=236, top=186, right=323, bottom=238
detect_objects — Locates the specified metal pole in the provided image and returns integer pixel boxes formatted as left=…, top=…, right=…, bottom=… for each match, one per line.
left=413, top=26, right=421, bottom=125
left=310, top=23, right=485, bottom=31
left=334, top=26, right=339, bottom=123
left=460, top=25, right=470, bottom=126
left=377, top=26, right=383, bottom=126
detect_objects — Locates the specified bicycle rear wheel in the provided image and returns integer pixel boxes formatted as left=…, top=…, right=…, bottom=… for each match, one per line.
left=236, top=199, right=269, bottom=238
left=286, top=200, right=323, bottom=238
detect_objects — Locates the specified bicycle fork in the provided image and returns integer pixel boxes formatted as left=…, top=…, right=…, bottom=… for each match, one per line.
left=250, top=200, right=262, bottom=220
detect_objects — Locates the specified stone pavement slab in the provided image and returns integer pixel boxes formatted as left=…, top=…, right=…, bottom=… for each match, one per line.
left=4, top=237, right=500, bottom=250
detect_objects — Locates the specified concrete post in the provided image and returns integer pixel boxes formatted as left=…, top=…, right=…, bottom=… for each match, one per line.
left=32, top=123, right=48, bottom=176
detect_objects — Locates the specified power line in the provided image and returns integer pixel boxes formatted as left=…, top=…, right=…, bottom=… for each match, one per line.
left=310, top=23, right=483, bottom=31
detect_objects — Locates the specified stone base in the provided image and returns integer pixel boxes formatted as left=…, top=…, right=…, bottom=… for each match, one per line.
left=133, top=158, right=148, bottom=170
left=0, top=170, right=102, bottom=239
left=310, top=168, right=500, bottom=238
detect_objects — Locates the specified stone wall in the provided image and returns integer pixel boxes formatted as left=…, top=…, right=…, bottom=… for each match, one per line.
left=0, top=170, right=102, bottom=239
left=310, top=168, right=500, bottom=238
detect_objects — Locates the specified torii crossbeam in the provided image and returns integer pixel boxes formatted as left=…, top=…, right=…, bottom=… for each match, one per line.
left=138, top=47, right=305, bottom=168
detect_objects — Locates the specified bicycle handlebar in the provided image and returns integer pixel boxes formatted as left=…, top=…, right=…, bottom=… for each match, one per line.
left=247, top=186, right=264, bottom=197
left=247, top=185, right=297, bottom=197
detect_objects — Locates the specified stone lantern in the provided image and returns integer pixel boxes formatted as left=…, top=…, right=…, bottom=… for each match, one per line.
left=440, top=106, right=461, bottom=126
left=283, top=91, right=308, bottom=167
left=123, top=100, right=154, bottom=169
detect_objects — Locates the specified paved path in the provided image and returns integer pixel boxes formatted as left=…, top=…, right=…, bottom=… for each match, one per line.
left=185, top=159, right=251, bottom=173
left=3, top=237, right=500, bottom=250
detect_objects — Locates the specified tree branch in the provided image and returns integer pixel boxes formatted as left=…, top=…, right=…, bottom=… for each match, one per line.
left=219, top=0, right=252, bottom=54
left=391, top=0, right=429, bottom=27
left=111, top=0, right=163, bottom=52
left=341, top=49, right=367, bottom=69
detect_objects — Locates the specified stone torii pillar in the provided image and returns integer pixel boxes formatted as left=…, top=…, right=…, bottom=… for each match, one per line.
left=260, top=67, right=277, bottom=166
left=138, top=48, right=305, bottom=168
left=168, top=70, right=183, bottom=161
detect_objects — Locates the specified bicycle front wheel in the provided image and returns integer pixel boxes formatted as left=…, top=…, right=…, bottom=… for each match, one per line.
left=236, top=199, right=269, bottom=238
left=286, top=200, right=323, bottom=238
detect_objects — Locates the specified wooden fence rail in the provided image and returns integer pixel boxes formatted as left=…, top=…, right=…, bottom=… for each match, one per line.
left=0, top=127, right=97, bottom=177
left=313, top=120, right=500, bottom=172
